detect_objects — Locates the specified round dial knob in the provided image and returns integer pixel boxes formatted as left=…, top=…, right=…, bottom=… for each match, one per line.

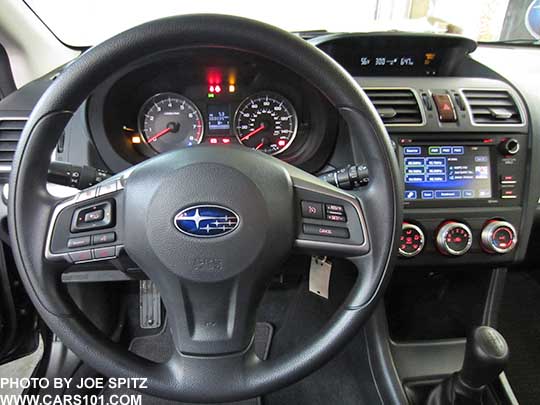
left=399, top=223, right=425, bottom=258
left=436, top=221, right=473, bottom=256
left=499, top=138, right=520, bottom=155
left=481, top=220, right=517, bottom=254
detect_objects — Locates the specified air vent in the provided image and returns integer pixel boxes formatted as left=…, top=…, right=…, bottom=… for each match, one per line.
left=462, top=89, right=523, bottom=125
left=0, top=118, right=26, bottom=173
left=363, top=89, right=424, bottom=125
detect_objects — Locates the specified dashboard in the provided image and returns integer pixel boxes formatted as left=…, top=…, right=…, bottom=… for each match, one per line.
left=87, top=49, right=336, bottom=173
left=1, top=32, right=539, bottom=271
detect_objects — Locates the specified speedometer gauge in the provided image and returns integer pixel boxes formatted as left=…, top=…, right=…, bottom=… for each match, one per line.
left=138, top=93, right=204, bottom=153
left=234, top=92, right=298, bottom=155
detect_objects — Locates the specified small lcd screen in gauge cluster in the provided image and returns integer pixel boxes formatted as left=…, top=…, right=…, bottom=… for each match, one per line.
left=207, top=104, right=230, bottom=131
left=403, top=145, right=492, bottom=201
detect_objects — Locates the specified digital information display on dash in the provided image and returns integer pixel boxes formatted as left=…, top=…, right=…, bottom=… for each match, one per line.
left=207, top=104, right=230, bottom=131
left=402, top=145, right=492, bottom=201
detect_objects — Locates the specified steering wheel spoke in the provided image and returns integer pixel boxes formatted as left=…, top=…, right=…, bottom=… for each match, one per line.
left=150, top=268, right=263, bottom=356
left=285, top=166, right=370, bottom=258
left=45, top=178, right=126, bottom=265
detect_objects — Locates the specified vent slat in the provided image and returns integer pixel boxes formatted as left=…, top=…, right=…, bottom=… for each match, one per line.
left=463, top=90, right=523, bottom=125
left=364, top=89, right=423, bottom=125
left=0, top=119, right=26, bottom=171
left=0, top=152, right=15, bottom=162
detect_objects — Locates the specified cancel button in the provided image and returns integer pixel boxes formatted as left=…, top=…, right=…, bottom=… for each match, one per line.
left=303, top=224, right=350, bottom=239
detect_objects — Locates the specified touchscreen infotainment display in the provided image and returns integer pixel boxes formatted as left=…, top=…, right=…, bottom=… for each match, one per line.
left=403, top=145, right=492, bottom=201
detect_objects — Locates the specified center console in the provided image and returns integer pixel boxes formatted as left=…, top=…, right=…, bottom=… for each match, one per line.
left=397, top=133, right=526, bottom=265
left=394, top=133, right=527, bottom=264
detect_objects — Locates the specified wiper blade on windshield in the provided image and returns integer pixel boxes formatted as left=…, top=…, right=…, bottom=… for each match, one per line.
left=481, top=38, right=540, bottom=46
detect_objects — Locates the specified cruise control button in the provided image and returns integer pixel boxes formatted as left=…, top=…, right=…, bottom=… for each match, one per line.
left=326, top=214, right=346, bottom=222
left=68, top=250, right=93, bottom=263
left=92, top=232, right=116, bottom=245
left=325, top=204, right=344, bottom=214
left=301, top=201, right=324, bottom=219
left=303, top=224, right=349, bottom=239
left=93, top=247, right=116, bottom=260
left=67, top=236, right=91, bottom=249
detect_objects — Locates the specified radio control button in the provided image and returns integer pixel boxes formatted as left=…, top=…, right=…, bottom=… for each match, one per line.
left=436, top=221, right=472, bottom=256
left=500, top=175, right=517, bottom=185
left=399, top=223, right=425, bottom=258
left=481, top=220, right=517, bottom=254
left=500, top=187, right=517, bottom=199
left=67, top=236, right=91, bottom=249
left=68, top=250, right=93, bottom=263
left=93, top=247, right=117, bottom=260
left=92, top=232, right=116, bottom=245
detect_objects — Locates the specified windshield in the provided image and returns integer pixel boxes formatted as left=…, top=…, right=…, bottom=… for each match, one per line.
left=25, top=0, right=540, bottom=47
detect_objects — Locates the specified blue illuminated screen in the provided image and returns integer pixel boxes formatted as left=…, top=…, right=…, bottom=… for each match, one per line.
left=403, top=145, right=492, bottom=201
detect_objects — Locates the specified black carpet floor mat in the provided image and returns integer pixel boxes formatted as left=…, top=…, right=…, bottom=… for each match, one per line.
left=498, top=271, right=540, bottom=405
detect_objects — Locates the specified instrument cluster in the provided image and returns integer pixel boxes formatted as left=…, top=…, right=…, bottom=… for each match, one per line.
left=137, top=90, right=298, bottom=156
left=89, top=49, right=336, bottom=173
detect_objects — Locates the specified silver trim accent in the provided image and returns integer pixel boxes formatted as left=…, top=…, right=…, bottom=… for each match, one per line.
left=459, top=88, right=527, bottom=127
left=173, top=204, right=240, bottom=238
left=362, top=87, right=426, bottom=127
left=233, top=91, right=298, bottom=156
left=499, top=372, right=520, bottom=405
left=398, top=223, right=425, bottom=258
left=481, top=220, right=517, bottom=254
left=45, top=179, right=124, bottom=262
left=0, top=117, right=28, bottom=173
left=436, top=221, right=473, bottom=256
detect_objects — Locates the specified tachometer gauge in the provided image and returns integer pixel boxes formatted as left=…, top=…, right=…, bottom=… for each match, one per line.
left=138, top=93, right=204, bottom=153
left=234, top=92, right=298, bottom=155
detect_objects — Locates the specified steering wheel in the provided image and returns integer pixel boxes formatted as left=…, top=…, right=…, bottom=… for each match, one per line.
left=8, top=15, right=401, bottom=402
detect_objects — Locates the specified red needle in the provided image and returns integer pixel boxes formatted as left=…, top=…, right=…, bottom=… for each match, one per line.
left=240, top=124, right=265, bottom=141
left=255, top=142, right=264, bottom=150
left=147, top=127, right=172, bottom=143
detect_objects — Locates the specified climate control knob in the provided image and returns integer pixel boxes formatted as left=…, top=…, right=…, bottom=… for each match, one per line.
left=481, top=220, right=517, bottom=254
left=399, top=223, right=425, bottom=258
left=436, top=221, right=473, bottom=256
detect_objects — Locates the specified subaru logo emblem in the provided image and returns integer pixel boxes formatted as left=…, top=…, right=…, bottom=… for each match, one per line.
left=174, top=205, right=239, bottom=238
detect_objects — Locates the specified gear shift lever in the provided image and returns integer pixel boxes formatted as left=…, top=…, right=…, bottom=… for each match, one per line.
left=427, top=326, right=509, bottom=405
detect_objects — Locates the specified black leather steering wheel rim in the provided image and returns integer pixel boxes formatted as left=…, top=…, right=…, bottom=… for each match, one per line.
left=8, top=14, right=402, bottom=402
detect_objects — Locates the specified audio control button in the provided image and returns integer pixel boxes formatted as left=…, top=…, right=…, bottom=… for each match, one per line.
left=436, top=221, right=473, bottom=256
